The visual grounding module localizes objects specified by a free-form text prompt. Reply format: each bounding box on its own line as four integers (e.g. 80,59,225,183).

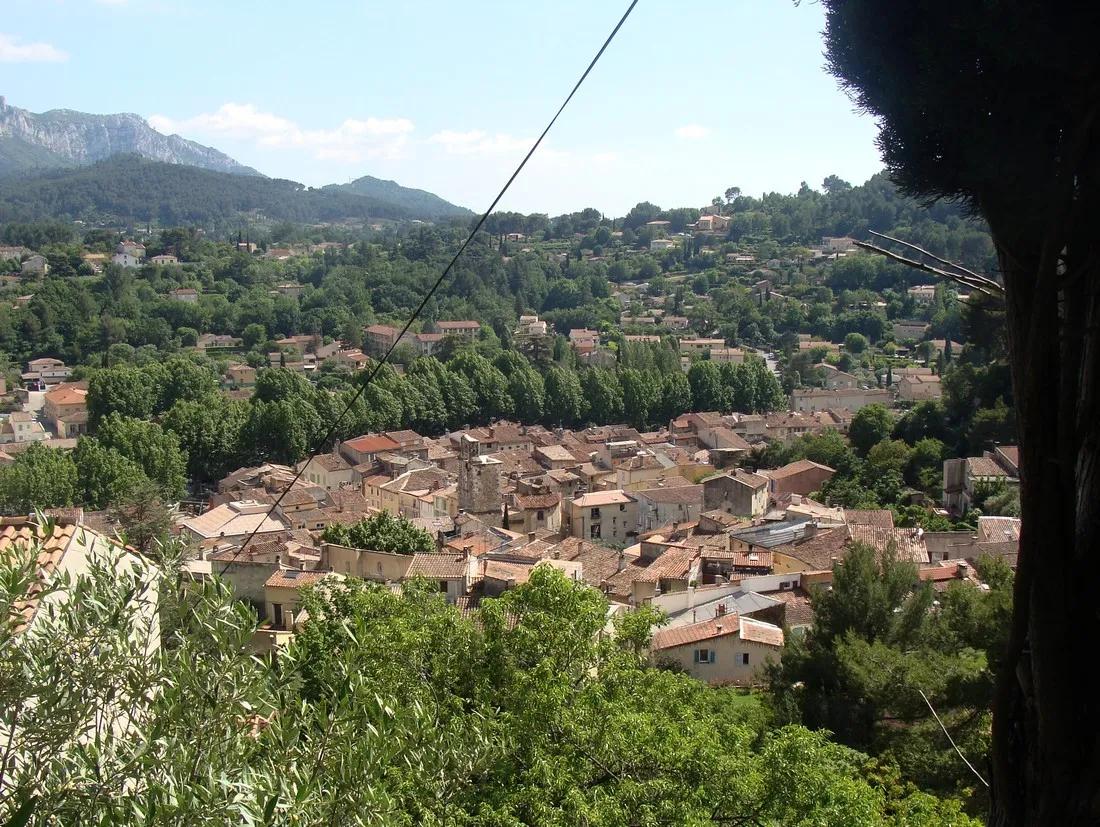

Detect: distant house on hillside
150,254,179,265
111,252,141,269
19,254,48,276
169,288,199,303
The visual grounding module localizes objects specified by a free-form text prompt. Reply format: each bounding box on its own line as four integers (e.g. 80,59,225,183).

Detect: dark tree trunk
987,155,1100,825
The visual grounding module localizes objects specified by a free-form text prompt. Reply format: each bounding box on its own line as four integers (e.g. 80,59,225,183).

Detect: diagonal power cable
226,0,640,567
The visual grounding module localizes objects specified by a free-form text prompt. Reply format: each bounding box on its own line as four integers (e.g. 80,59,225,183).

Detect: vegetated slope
0,155,418,225
0,101,261,177
330,174,473,219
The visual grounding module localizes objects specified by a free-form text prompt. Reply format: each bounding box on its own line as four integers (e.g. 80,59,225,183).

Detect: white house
111,253,141,269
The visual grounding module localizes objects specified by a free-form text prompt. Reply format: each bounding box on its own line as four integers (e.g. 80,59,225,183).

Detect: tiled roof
553,538,625,587
651,617,742,650
978,516,1021,543
634,545,698,582
0,520,79,629
777,527,850,570
636,484,703,505
738,616,785,647
768,589,815,627
968,456,1008,477
279,489,320,507
310,453,351,473
344,434,401,454
846,525,930,565
514,492,561,510
844,509,895,529
700,549,773,568
264,569,331,589
766,459,835,479
407,552,468,579
573,490,635,507
536,444,577,462
384,429,423,444
483,560,532,584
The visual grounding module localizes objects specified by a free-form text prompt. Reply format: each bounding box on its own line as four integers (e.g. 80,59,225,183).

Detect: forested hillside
330,174,473,219
0,155,431,226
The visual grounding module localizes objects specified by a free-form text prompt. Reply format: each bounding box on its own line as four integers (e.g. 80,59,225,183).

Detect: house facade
650,615,784,684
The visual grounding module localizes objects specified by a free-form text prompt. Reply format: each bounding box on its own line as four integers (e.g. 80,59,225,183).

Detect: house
117,240,145,258
223,364,257,388
568,328,599,355
111,253,141,269
650,615,783,684
333,348,369,371
0,411,47,444
892,320,930,341
510,491,563,535
264,569,341,630
23,357,71,388
296,452,355,490
823,369,859,391
635,484,704,532
181,500,288,544
0,246,27,262
694,213,730,232
435,320,481,340
759,459,835,499
364,324,412,354
646,219,671,233
169,287,199,303
515,315,548,336
649,238,676,252
942,447,1020,515
44,381,89,438
19,254,49,276
568,490,637,542
413,332,445,357
710,348,747,366
340,433,401,468
678,338,726,356
150,254,179,265
405,550,480,602
535,444,579,470
701,469,769,517
196,333,243,350
908,285,937,305
276,283,303,297
822,236,858,252
789,388,891,413
897,374,943,401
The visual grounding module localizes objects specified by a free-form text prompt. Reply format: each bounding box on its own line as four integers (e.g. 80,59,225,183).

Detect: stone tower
458,434,503,522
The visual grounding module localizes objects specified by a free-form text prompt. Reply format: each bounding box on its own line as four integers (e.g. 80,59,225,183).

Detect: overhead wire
222,0,640,572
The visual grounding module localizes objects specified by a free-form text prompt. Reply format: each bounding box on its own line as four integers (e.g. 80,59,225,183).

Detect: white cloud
674,124,711,139
0,33,68,63
148,103,415,162
429,129,533,157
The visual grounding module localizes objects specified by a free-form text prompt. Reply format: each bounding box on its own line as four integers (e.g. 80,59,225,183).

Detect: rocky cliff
0,97,262,177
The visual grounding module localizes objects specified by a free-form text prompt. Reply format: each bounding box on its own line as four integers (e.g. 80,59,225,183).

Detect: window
536,510,545,521
619,503,626,512
271,603,283,629
590,508,601,519
694,649,716,664
735,652,750,666
590,524,601,539
377,562,384,574
439,580,449,593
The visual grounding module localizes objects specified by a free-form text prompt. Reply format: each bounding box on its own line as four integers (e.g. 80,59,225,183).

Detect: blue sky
3,0,883,216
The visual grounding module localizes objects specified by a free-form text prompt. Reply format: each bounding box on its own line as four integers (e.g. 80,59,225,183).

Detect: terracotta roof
384,429,423,444
264,569,331,589
552,538,625,587
634,545,698,582
700,549,773,568
573,490,635,507
536,444,577,462
844,509,895,529
738,616,785,647
846,525,930,564
768,589,815,627
483,560,532,585
652,617,742,650
777,527,850,570
344,434,401,454
636,484,703,505
407,552,468,579
766,459,835,479
309,453,351,473
445,534,500,557
514,492,561,511
967,456,1008,477
997,446,1019,468
278,489,320,508
978,516,1021,543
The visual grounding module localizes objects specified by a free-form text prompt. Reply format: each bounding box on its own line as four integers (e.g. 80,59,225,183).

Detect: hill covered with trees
329,174,473,219
0,155,454,226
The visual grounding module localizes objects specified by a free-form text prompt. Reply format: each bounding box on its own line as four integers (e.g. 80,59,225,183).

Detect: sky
2,0,884,216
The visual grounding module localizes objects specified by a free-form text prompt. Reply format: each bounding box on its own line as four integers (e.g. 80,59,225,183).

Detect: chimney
300,559,307,571
463,544,473,560
618,550,627,572
673,521,681,533
715,622,723,633
803,521,818,539
957,560,970,578
527,531,536,543
328,565,335,573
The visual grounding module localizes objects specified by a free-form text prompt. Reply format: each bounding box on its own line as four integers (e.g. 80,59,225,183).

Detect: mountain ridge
0,98,262,177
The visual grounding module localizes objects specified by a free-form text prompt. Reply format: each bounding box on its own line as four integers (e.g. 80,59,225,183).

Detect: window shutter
694,650,700,664
708,650,716,664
